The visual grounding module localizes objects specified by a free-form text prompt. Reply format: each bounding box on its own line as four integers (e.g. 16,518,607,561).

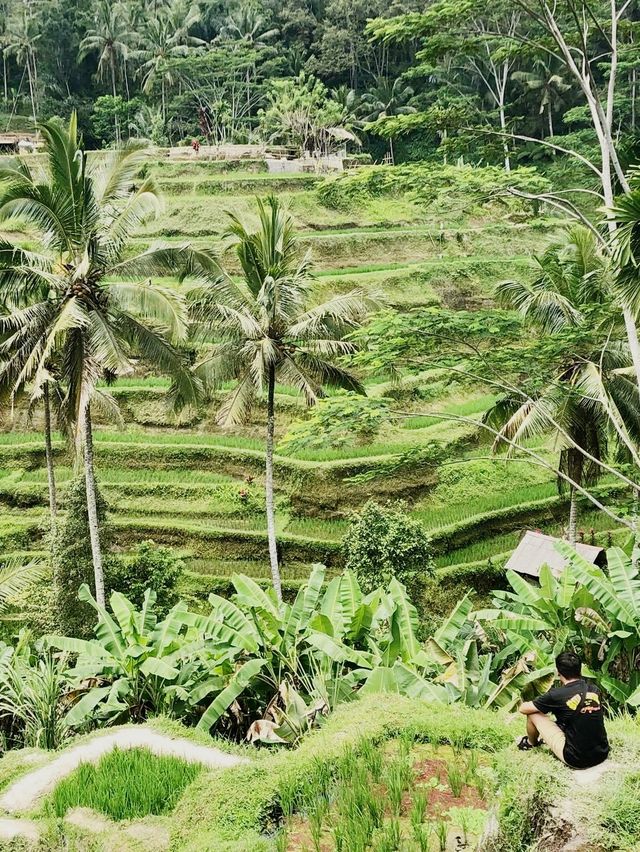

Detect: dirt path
0,727,248,814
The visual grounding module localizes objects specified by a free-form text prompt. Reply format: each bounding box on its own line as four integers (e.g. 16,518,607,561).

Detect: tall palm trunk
43,381,57,534
111,53,120,144
83,405,105,607
265,365,282,602
567,486,578,546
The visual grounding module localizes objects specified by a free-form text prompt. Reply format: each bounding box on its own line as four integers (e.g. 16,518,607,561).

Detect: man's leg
527,712,566,762
526,714,541,745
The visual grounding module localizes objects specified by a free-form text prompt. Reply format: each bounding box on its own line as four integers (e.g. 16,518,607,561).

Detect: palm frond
107,280,188,342
0,558,46,614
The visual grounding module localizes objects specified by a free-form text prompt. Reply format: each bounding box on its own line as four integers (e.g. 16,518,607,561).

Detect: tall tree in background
134,2,204,121
189,196,370,600
79,0,135,98
512,58,572,140
489,227,640,542
4,4,40,127
0,114,201,604
79,0,136,140
360,76,416,163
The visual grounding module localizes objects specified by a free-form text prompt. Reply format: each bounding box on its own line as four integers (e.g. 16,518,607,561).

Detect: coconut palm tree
79,0,137,130
133,2,204,122
512,59,572,140
488,227,640,543
4,6,40,126
218,6,278,47
189,196,370,600
0,113,202,605
360,77,416,164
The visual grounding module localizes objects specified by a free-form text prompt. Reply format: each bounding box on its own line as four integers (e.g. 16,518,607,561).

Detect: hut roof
504,530,605,578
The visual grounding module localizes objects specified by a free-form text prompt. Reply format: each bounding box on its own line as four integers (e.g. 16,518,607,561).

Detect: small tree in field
342,501,434,606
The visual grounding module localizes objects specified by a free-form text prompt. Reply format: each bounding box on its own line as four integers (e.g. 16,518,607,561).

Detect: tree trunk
389,135,395,165
547,102,554,141
633,487,640,570
111,56,120,144
83,405,106,607
43,382,57,534
567,486,578,547
265,365,282,602
499,103,510,172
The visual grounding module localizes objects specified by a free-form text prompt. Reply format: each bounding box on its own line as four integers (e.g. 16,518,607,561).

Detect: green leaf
433,593,473,649
359,666,401,695
196,659,265,732
232,574,280,619
284,564,326,642
388,578,419,660
140,657,179,680
64,686,112,727
205,594,260,652
45,635,112,659
506,570,543,606
306,631,372,667
392,662,450,703
77,584,126,660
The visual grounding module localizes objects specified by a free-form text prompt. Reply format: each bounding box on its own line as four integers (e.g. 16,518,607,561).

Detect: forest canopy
0,0,637,167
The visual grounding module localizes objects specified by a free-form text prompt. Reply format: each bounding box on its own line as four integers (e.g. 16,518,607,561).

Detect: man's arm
519,700,541,715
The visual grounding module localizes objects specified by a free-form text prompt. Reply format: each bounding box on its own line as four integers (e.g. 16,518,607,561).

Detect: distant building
0,132,38,154
505,530,606,579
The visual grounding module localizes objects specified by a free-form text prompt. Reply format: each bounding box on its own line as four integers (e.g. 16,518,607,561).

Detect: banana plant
474,544,640,707
46,584,261,730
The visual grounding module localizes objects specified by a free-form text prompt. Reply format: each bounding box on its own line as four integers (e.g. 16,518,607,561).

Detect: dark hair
556,651,581,679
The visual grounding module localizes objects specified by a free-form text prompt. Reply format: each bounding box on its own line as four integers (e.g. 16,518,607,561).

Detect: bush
342,501,433,604
317,162,551,212
110,540,183,615
51,476,111,637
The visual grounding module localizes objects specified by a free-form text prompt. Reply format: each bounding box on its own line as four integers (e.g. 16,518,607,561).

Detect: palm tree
218,6,278,47
79,0,136,139
0,114,202,605
189,197,370,600
360,77,416,164
4,7,40,127
133,3,204,122
218,6,278,110
488,227,640,543
512,59,572,140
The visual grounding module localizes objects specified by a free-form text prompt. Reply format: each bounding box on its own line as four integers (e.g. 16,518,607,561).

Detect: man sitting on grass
517,651,609,769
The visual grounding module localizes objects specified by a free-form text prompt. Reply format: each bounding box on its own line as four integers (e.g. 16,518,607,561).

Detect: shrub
51,476,112,638
110,540,183,615
46,747,203,820
317,163,551,211
342,501,434,604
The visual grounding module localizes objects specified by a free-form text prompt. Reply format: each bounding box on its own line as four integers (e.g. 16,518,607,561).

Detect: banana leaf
196,658,265,732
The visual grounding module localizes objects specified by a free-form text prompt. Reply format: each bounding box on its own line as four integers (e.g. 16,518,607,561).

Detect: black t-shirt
533,678,609,768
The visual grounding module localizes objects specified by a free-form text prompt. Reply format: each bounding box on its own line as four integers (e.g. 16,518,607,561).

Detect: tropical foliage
476,544,640,708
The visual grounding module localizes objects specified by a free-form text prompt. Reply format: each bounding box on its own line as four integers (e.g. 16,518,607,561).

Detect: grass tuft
46,747,203,821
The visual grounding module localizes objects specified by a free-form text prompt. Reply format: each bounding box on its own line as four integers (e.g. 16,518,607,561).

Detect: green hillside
1,155,620,617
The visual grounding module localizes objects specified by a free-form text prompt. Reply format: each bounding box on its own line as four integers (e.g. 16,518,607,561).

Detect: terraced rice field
0,156,622,601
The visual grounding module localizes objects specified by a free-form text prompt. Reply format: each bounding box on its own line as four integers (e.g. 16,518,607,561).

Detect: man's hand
518,701,540,715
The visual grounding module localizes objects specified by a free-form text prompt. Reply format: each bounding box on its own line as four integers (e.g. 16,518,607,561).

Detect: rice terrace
2,0,640,850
